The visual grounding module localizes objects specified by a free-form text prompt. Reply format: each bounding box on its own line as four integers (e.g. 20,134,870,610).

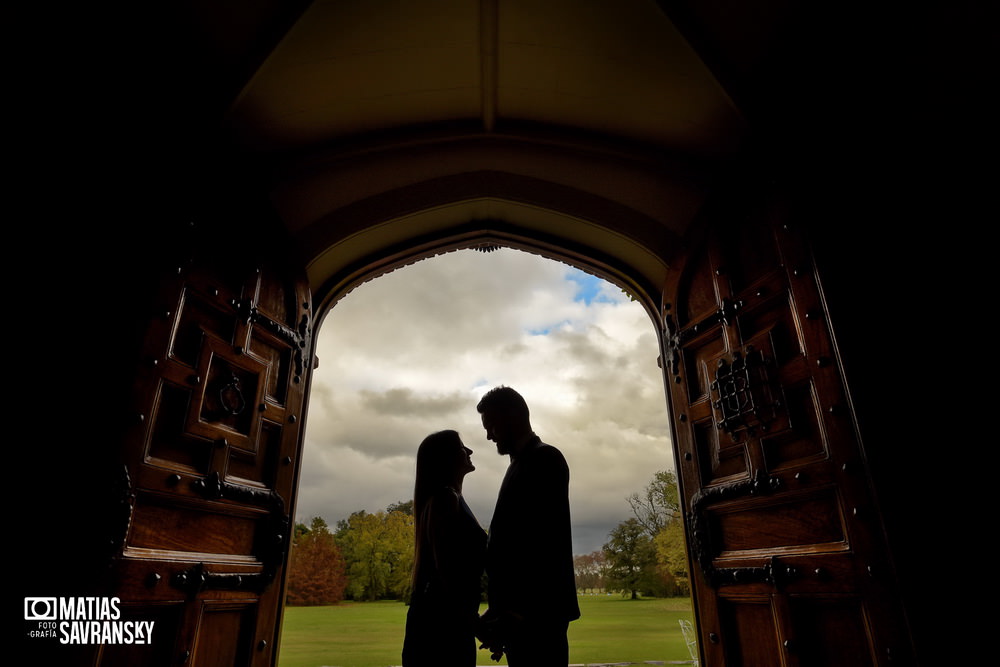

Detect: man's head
477,386,531,456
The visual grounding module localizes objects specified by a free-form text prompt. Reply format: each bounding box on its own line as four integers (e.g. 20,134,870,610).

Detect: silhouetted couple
402,386,581,667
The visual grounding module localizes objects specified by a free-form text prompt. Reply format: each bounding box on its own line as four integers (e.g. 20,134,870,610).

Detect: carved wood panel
104,219,313,667
663,190,911,666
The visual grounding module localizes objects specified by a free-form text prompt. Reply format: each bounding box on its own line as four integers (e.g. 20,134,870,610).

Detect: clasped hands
476,609,521,662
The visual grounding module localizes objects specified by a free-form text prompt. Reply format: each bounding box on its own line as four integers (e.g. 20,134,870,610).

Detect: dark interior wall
803,197,947,666
769,16,978,656
17,0,274,601
728,5,987,660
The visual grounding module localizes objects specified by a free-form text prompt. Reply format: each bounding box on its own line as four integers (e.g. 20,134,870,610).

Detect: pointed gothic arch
288,164,915,666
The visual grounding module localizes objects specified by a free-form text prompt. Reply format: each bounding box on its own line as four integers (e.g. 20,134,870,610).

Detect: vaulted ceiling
223,0,748,160
125,0,848,301
176,0,794,157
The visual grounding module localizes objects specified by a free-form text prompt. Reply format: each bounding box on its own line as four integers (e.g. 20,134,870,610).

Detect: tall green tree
337,509,414,601
601,470,691,598
285,516,348,606
625,469,690,597
602,518,657,599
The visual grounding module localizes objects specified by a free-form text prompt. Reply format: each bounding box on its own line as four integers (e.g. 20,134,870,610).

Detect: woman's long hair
411,430,463,585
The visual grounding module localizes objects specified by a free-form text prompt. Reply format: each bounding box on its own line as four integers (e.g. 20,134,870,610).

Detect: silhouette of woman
402,430,487,667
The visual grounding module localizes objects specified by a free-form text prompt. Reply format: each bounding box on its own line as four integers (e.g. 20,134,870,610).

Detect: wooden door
661,188,912,666
98,218,314,667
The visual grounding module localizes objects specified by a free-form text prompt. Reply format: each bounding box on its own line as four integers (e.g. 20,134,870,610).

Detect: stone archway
288,168,694,315
285,166,917,666
294,213,687,663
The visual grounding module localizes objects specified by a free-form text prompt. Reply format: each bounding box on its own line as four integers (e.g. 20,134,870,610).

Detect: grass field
277,595,697,667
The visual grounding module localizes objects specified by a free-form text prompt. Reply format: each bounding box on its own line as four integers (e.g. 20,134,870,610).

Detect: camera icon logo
24,598,58,621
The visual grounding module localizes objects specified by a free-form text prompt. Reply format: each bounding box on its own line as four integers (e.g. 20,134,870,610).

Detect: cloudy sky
295,247,674,555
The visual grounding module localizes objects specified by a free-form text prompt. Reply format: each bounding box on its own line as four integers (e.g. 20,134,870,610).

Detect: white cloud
296,248,674,553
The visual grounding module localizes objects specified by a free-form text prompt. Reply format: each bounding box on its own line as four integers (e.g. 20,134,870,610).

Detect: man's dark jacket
486,436,581,626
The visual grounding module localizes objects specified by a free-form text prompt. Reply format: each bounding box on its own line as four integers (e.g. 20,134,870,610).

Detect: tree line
284,472,688,605
285,501,415,605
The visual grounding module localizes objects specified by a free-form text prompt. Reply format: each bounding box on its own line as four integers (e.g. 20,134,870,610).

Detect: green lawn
277,595,697,667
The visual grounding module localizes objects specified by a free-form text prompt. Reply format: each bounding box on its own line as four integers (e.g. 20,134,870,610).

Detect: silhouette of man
476,386,580,666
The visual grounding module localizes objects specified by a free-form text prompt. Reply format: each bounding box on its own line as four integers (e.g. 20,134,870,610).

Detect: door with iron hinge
661,190,912,666
99,218,313,667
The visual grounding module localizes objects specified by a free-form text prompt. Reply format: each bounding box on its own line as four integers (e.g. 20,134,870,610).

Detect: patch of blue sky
527,320,573,336
524,270,617,335
566,267,616,305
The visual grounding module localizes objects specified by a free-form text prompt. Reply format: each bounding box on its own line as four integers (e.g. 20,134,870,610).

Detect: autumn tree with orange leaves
285,516,348,606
